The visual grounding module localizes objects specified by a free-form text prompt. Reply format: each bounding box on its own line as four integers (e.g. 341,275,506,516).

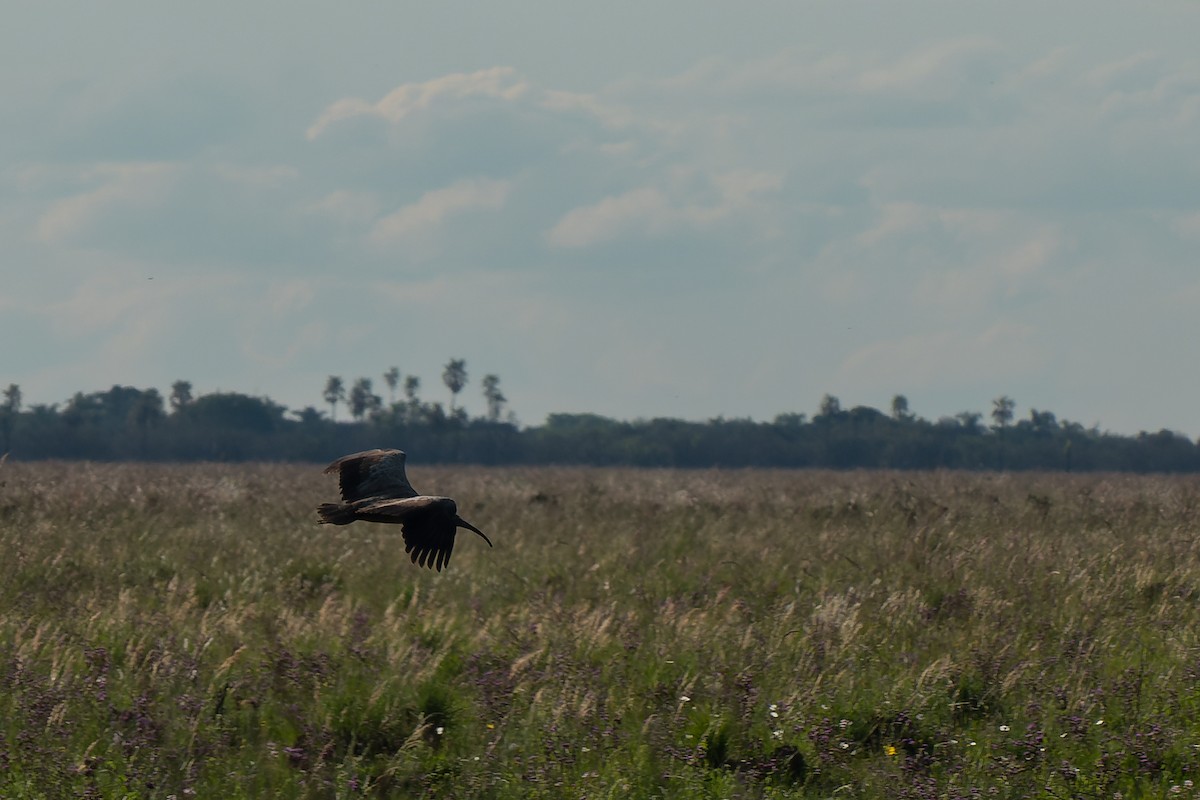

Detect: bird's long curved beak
455,515,493,547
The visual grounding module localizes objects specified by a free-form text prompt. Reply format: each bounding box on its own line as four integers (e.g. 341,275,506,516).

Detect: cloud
856,38,1002,94
306,67,529,140
8,29,1200,433
299,68,659,228
544,187,668,248
910,231,1061,315
8,258,238,402
26,159,328,268
1172,211,1200,240
18,49,1199,286
304,189,380,227
35,162,178,244
835,322,1048,391
545,169,781,248
636,37,1008,130
369,178,511,247
4,74,264,165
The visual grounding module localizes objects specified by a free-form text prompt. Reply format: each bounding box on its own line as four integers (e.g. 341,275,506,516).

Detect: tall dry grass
2,462,1200,798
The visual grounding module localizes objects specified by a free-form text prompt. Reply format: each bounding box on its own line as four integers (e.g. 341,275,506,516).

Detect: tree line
2,371,1199,472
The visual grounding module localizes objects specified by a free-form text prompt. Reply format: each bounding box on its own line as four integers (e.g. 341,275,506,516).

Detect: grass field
2,462,1200,798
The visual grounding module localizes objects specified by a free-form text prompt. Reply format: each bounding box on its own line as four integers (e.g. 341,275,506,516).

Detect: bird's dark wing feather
356,496,458,571
323,449,418,502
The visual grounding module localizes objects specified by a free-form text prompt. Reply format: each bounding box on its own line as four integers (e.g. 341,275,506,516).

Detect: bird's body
317,448,491,571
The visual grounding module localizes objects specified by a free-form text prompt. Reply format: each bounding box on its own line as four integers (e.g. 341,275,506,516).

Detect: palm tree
403,375,420,402
991,396,1015,430
481,374,506,421
323,376,346,421
348,378,381,421
169,380,193,414
442,359,468,413
383,367,400,405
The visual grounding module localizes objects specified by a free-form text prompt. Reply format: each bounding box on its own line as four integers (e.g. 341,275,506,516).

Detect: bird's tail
316,503,356,525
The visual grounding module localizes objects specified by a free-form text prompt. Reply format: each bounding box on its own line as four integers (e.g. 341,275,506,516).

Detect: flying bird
317,448,492,571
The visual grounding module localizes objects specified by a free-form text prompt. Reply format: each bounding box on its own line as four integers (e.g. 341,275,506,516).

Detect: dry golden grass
2,463,1200,798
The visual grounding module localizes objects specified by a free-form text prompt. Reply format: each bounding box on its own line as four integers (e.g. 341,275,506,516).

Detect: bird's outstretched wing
323,449,418,502
357,495,459,571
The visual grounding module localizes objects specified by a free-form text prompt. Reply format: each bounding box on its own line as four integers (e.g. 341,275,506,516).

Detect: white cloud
213,163,299,188
305,189,380,226
368,178,511,246
811,198,1066,318
7,11,1200,433
638,37,1004,116
39,261,232,337
912,226,1063,313
544,187,667,248
539,89,642,131
307,67,529,139
1087,52,1162,92
1172,210,1200,240
35,162,178,244
263,279,316,316
855,202,927,247
545,169,781,248
835,322,1047,391
856,37,1002,95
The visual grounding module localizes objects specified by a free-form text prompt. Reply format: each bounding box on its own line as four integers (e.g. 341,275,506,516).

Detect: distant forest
2,364,1199,472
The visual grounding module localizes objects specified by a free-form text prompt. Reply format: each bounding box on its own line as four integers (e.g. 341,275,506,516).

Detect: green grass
2,463,1200,798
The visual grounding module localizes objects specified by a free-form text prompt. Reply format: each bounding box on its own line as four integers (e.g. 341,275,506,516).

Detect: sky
3,1,1199,434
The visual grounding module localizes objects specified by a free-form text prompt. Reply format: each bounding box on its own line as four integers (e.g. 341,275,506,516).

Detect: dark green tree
293,406,324,425
399,375,423,424
403,375,420,402
169,380,193,414
991,396,1015,430
62,391,102,429
817,394,842,419
956,411,984,434
348,378,381,421
323,376,345,422
99,386,145,424
891,394,911,421
383,367,400,405
128,389,164,454
183,392,285,432
481,374,506,421
1028,409,1058,436
1,384,21,453
442,359,468,413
